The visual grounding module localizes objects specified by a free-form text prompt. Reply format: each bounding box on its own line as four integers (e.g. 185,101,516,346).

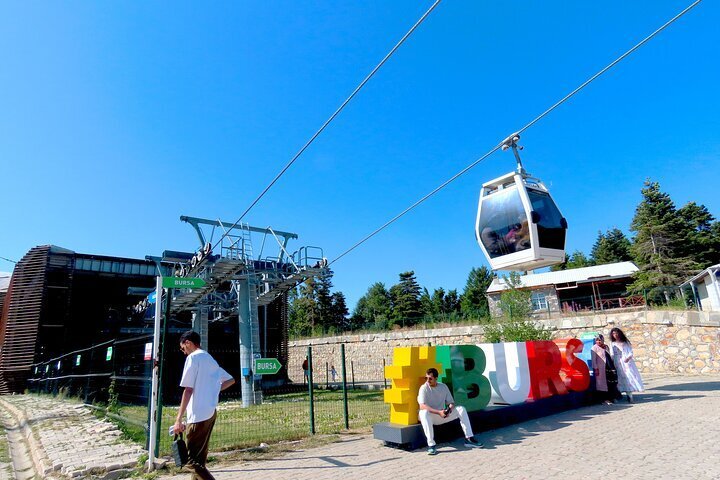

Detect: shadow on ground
650,381,720,392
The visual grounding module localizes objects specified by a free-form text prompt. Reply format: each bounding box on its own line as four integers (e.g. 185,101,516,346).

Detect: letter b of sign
437,345,491,412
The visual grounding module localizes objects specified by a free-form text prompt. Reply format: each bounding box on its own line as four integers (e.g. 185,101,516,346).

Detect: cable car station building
0,216,327,406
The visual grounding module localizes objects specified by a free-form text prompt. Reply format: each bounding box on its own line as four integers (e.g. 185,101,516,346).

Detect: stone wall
287,310,720,383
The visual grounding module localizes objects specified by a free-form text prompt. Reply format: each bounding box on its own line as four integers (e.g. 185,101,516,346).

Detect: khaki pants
184,411,217,480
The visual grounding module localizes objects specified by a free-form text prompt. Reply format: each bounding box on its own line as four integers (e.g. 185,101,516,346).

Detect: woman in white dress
609,327,644,403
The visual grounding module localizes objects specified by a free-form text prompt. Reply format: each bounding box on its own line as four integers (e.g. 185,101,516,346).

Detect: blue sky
1,1,718,309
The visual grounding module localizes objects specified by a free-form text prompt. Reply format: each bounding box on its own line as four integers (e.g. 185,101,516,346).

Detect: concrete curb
0,397,54,478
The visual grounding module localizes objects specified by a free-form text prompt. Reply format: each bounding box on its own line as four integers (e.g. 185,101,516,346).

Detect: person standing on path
302,356,309,385
591,334,619,404
330,364,337,383
418,368,483,455
173,331,235,480
609,327,644,403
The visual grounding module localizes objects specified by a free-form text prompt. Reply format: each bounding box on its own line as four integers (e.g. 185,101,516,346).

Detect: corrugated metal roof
487,261,638,293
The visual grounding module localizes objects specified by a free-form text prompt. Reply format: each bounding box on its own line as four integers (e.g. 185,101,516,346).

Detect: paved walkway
161,375,720,480
0,395,143,478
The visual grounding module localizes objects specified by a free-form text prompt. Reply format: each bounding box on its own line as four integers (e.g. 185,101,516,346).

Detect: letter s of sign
525,340,569,400
436,345,491,412
553,338,590,392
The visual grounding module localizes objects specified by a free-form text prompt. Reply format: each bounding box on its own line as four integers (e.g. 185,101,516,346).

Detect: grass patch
0,425,9,464
116,388,387,455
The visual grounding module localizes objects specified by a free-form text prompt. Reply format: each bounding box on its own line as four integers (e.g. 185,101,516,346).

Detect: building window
531,292,548,311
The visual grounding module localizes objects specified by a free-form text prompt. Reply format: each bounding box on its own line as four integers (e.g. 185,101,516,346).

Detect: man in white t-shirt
173,331,235,479
418,368,483,455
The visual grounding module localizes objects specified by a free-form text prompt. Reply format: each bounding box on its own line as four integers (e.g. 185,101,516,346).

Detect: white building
680,264,720,312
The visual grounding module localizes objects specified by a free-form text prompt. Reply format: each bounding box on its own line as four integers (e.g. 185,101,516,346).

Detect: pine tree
431,287,446,316
315,273,334,331
677,202,720,267
629,180,700,294
591,228,633,265
390,271,423,326
444,289,461,318
329,292,350,331
420,287,433,319
551,250,593,270
460,266,493,320
550,253,570,271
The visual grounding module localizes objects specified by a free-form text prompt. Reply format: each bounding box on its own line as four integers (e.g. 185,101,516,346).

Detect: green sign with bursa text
162,277,207,289
254,358,282,375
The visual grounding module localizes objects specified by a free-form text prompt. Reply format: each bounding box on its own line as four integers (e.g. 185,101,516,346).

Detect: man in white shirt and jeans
418,367,483,455
173,331,235,479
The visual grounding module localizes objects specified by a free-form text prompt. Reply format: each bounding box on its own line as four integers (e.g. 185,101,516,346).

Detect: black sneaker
464,437,483,448
427,446,438,455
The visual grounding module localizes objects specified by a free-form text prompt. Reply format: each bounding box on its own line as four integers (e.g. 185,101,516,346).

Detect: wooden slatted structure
0,246,51,393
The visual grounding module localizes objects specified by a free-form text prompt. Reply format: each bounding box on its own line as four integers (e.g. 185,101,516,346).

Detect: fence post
85,345,95,404
325,362,329,389
382,358,387,390
351,360,355,390
307,346,315,435
154,288,172,458
341,344,349,430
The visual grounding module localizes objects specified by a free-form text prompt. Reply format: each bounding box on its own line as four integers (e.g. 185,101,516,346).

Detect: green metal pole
382,358,387,390
325,362,329,390
341,344,349,430
307,346,315,435
154,288,172,457
351,360,355,390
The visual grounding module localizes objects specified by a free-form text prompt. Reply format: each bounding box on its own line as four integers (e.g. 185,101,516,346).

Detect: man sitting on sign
418,368,483,455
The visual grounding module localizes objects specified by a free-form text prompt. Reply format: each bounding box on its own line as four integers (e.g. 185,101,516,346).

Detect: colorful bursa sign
384,339,591,425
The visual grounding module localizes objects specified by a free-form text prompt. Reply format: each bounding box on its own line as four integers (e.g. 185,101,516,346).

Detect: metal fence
27,334,154,445
28,338,390,456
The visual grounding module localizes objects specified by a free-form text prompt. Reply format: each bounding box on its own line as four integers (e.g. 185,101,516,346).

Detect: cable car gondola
475,134,567,271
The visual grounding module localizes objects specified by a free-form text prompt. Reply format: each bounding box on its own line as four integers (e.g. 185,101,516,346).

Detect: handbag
171,433,189,467
605,352,618,385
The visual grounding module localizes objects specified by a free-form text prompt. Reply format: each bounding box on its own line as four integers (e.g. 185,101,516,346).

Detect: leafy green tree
390,271,423,326
484,272,550,342
497,271,532,321
351,282,392,330
629,180,700,295
288,279,319,337
591,228,633,265
460,266,493,320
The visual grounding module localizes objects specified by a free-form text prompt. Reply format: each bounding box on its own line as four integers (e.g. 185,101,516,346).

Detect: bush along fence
27,339,389,456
